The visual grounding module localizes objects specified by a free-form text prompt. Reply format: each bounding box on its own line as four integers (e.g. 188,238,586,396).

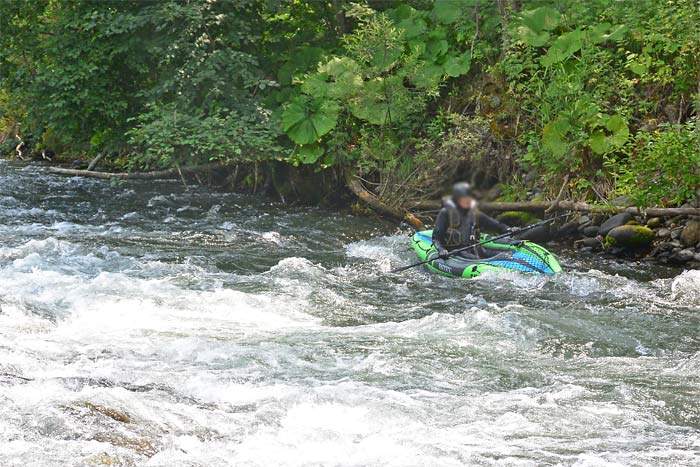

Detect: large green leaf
318,57,362,99
370,43,403,71
542,29,585,65
606,115,629,148
277,47,326,85
542,117,570,157
426,38,449,61
588,130,608,154
517,6,561,47
431,0,465,25
282,96,339,144
443,51,471,77
301,72,330,97
588,115,629,154
520,7,561,32
348,76,412,125
411,63,444,89
517,27,550,47
397,15,427,39
296,144,324,164
589,23,628,44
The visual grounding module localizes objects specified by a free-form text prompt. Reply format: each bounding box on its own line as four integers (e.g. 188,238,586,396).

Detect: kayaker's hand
507,227,520,236
438,248,450,260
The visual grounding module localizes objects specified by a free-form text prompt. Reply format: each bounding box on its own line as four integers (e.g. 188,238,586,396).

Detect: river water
0,160,699,467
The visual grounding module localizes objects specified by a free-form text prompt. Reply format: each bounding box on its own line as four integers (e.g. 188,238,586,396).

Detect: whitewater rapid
1,160,699,466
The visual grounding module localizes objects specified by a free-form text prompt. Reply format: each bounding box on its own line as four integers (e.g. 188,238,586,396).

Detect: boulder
599,212,634,237
518,224,552,243
582,237,602,249
670,248,695,264
557,221,580,238
656,228,671,239
680,220,700,247
604,225,654,249
582,225,600,238
646,217,663,228
496,211,540,227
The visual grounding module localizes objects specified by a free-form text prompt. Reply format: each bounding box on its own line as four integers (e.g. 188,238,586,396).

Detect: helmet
452,182,472,199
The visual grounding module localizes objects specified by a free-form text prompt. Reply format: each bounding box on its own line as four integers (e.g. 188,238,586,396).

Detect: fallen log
345,174,426,231
46,161,228,180
407,199,699,218
86,151,108,171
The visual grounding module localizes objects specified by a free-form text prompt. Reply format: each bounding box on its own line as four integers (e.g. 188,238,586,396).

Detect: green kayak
411,230,562,279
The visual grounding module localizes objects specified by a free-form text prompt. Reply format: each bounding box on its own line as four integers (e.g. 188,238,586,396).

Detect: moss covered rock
599,212,633,237
496,211,540,227
605,225,654,249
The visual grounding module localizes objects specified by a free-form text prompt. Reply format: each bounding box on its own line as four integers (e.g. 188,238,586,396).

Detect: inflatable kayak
411,230,561,278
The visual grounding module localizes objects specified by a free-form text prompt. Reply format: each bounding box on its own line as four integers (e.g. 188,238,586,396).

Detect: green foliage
280,2,480,165
607,121,700,207
126,103,280,169
282,96,340,145
1,0,699,210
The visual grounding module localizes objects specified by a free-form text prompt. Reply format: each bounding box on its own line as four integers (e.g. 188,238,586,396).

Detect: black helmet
452,182,472,199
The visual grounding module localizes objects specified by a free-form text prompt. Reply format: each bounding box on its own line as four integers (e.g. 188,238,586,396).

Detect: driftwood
345,174,426,230
47,161,228,180
87,151,108,171
408,199,699,218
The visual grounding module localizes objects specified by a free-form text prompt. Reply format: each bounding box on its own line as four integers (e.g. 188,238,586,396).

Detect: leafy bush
127,104,280,169
607,121,700,207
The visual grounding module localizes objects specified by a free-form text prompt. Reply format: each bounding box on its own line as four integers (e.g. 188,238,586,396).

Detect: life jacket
442,198,480,248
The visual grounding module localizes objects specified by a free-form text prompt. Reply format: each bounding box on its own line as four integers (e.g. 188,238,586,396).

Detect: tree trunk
332,0,346,36
497,0,509,32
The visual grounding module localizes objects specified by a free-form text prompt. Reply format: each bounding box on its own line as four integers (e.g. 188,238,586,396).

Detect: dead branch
346,172,426,230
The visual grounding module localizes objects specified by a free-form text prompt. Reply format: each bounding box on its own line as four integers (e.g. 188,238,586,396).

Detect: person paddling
432,182,512,260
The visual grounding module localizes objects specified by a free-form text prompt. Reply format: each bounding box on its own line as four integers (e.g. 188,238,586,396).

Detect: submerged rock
680,220,700,247
605,225,654,249
599,212,633,237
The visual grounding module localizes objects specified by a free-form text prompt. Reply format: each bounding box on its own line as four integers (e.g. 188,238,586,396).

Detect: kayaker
432,182,511,260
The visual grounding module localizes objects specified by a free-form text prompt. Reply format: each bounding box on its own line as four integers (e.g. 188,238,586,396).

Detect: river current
1,160,699,466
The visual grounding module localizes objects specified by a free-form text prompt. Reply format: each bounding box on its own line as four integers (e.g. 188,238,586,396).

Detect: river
1,159,699,466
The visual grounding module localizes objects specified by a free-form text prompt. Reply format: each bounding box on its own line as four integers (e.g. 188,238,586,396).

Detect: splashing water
1,160,699,466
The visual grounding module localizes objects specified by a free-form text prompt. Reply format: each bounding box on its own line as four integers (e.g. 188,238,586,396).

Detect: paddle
390,213,569,274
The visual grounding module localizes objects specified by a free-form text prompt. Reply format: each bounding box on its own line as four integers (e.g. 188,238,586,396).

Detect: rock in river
646,217,663,228
680,220,700,247
605,225,654,249
582,225,599,238
599,212,633,237
670,248,695,264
